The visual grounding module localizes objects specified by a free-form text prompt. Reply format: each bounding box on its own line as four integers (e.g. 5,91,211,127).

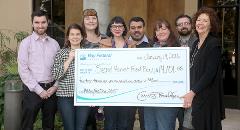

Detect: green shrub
0,30,28,128
0,30,63,129
0,76,5,129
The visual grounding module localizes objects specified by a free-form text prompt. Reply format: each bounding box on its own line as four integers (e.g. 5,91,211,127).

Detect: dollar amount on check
74,47,190,107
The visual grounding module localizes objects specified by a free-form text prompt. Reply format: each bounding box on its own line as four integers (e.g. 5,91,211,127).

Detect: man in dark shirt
175,14,197,50
127,16,152,130
175,14,197,130
128,17,152,48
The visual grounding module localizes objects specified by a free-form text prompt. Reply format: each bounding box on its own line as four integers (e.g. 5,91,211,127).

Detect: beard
35,28,47,35
178,28,191,36
130,32,144,41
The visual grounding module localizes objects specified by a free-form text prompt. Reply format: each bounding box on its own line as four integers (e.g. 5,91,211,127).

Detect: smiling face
195,13,211,36
32,16,48,36
83,15,98,31
68,28,83,48
129,21,145,41
110,23,125,37
176,17,192,36
155,24,170,42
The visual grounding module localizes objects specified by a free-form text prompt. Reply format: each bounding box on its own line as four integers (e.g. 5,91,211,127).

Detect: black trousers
177,108,184,130
127,107,145,130
104,106,130,130
86,107,98,130
21,83,57,130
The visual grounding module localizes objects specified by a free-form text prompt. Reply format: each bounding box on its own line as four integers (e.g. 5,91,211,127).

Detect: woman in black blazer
182,7,225,130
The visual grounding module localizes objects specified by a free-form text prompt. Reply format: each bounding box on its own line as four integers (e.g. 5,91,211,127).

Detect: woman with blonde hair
81,8,110,130
81,8,110,49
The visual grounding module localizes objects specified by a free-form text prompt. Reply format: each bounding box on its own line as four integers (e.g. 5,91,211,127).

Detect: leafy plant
0,30,29,76
0,76,6,129
0,30,64,129
34,111,63,130
0,32,10,46
0,30,29,129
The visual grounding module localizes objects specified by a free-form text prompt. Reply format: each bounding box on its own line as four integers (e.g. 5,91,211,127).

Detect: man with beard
175,14,197,50
127,16,152,130
175,14,197,130
18,10,60,130
128,16,153,48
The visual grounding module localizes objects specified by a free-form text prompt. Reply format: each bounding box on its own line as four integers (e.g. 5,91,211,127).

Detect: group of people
18,7,225,130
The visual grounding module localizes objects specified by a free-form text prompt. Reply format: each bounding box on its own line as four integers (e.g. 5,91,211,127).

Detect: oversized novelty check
74,48,189,107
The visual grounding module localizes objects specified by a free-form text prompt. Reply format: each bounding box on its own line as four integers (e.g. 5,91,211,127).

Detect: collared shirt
178,33,197,51
18,31,60,95
52,48,75,97
129,35,149,45
129,35,152,48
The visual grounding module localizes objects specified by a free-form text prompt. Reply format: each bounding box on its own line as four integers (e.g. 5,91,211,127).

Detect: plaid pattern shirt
52,48,75,97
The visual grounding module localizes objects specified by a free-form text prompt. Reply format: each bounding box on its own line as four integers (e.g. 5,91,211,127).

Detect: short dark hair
106,16,128,37
175,14,192,26
65,23,86,48
128,16,145,27
31,10,49,22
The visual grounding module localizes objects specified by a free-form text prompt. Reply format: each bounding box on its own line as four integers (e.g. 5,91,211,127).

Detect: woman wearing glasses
104,16,130,130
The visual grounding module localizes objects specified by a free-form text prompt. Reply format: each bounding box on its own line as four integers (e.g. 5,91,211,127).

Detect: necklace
190,44,199,68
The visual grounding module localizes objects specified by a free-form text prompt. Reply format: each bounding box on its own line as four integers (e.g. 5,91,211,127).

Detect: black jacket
190,33,225,130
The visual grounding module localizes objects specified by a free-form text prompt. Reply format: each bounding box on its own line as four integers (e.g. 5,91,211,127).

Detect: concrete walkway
133,108,240,130
222,109,240,130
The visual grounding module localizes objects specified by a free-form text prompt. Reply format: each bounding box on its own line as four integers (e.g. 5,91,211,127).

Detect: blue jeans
104,106,130,130
144,107,180,130
58,97,89,130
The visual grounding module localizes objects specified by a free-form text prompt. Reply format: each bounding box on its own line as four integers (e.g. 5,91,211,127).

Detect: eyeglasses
177,22,191,27
83,9,97,16
111,25,124,29
156,26,168,31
